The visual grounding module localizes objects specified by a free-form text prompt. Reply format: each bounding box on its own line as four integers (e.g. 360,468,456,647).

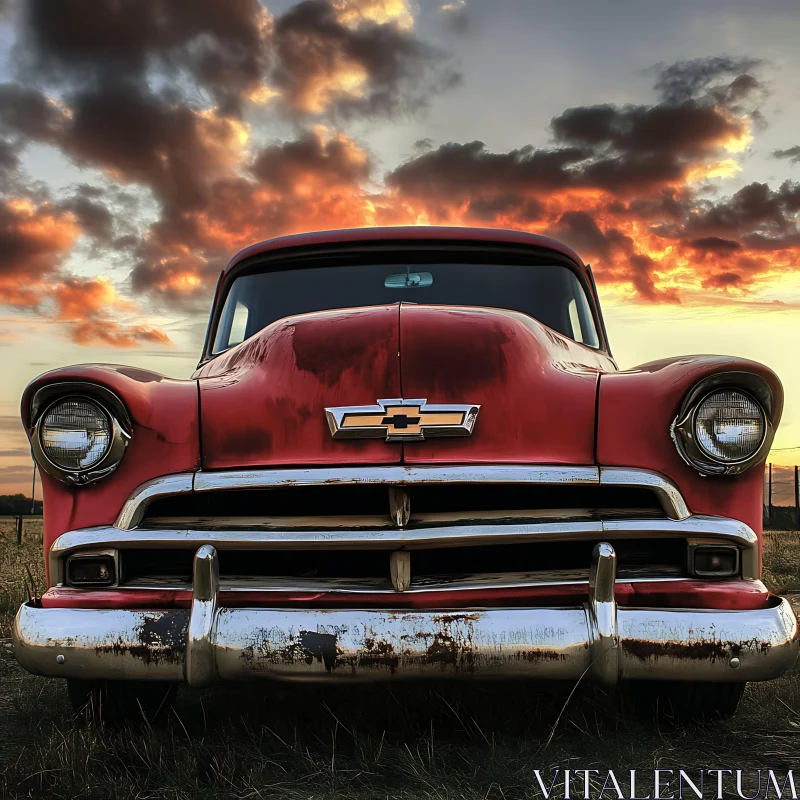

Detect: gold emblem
325,399,480,442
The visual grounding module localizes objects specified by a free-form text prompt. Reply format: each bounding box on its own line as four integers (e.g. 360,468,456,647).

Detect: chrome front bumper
13,543,799,685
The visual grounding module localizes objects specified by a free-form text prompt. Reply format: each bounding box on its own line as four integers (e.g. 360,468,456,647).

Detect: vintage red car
13,226,799,723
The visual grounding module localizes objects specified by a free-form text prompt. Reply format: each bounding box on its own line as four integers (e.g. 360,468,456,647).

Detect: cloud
19,0,273,112
51,276,172,347
651,56,764,105
378,58,800,303
773,146,800,164
252,127,372,191
0,198,79,287
131,127,376,305
0,4,797,320
271,0,458,116
0,464,37,487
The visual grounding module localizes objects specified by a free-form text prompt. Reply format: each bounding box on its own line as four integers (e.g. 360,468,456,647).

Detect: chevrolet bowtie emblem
325,399,480,442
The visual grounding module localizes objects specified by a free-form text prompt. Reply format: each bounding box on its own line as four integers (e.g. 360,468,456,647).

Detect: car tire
67,679,177,725
633,681,746,721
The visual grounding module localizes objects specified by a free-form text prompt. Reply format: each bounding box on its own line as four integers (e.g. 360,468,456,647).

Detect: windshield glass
212,262,599,354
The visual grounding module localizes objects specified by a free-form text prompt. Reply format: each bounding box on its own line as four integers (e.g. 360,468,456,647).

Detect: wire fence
764,463,800,530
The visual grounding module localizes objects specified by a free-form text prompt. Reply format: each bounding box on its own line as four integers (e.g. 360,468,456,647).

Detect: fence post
15,514,22,545
768,463,773,522
795,465,799,531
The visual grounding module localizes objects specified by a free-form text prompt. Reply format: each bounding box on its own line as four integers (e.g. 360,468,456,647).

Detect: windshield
212,262,599,354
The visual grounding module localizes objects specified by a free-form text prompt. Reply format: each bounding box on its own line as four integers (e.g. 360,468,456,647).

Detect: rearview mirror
384,270,433,289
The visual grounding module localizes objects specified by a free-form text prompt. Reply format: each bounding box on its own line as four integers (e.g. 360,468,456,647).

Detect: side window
228,302,249,347
567,298,584,343
212,289,251,354
564,272,599,348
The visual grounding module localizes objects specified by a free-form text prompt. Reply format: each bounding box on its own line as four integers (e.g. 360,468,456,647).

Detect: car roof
222,226,587,275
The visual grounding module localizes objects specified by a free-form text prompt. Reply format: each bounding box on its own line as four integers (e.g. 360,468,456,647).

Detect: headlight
672,374,775,476
32,393,130,485
41,398,112,470
694,390,765,462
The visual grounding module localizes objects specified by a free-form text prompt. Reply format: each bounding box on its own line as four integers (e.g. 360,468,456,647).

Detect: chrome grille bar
114,465,690,531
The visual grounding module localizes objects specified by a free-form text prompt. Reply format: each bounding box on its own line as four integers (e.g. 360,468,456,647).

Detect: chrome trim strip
115,465,693,531
193,465,599,491
49,515,759,587
115,473,195,530
599,467,689,520
119,574,688,594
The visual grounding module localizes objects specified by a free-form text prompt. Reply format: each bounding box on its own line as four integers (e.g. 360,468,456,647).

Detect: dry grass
762,530,800,594
0,523,798,800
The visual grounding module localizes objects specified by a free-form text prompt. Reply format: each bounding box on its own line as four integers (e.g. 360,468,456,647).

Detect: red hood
197,304,615,468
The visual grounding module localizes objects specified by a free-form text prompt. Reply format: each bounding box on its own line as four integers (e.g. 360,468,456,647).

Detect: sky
0,0,799,497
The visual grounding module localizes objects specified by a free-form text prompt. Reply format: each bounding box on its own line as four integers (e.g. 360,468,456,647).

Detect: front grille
142,483,664,531
118,537,687,592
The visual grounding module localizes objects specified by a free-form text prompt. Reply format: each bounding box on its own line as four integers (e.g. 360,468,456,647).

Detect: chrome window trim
51,514,758,587
114,465,691,531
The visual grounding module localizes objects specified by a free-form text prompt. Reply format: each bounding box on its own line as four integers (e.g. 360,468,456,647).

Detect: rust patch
431,613,482,625
515,649,568,663
622,637,771,663
93,611,188,666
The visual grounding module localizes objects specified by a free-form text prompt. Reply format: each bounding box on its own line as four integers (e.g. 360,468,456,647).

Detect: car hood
197,303,614,469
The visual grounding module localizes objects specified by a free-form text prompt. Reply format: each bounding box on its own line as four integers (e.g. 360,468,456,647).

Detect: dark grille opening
409,484,660,516
146,484,391,519
119,537,686,586
413,538,685,577
141,483,664,529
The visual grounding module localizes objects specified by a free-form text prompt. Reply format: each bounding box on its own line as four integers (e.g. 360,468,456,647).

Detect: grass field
0,521,798,799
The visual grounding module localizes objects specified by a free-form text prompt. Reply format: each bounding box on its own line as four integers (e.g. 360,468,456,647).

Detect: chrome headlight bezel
31,389,131,485
671,372,775,476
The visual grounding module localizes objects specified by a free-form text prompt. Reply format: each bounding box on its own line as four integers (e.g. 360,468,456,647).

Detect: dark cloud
252,128,372,191
554,211,633,261
679,181,800,241
772,146,800,164
652,56,763,104
0,199,77,282
386,140,586,201
272,0,459,116
702,271,743,289
689,237,742,253
549,102,747,195
58,187,114,242
0,83,66,141
20,0,271,112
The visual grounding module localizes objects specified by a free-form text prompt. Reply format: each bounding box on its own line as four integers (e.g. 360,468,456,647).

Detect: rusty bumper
13,544,799,685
